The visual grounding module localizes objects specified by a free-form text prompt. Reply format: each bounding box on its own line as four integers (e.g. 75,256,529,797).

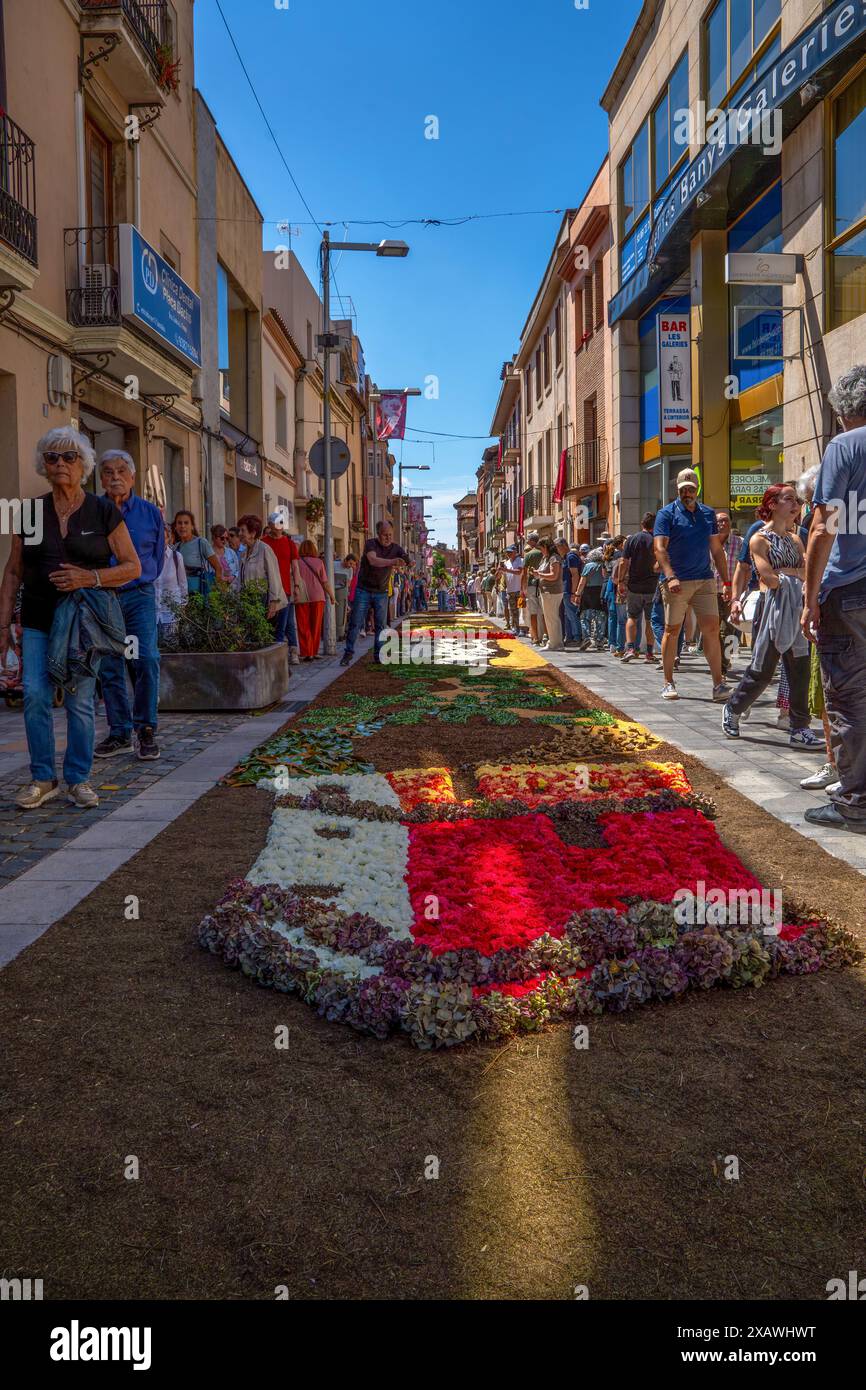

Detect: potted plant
158,582,290,711
305,495,324,529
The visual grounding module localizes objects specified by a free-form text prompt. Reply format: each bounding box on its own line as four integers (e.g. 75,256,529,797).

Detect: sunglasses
43,451,80,465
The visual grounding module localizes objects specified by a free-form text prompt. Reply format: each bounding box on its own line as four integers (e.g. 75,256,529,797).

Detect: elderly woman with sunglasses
0,427,141,810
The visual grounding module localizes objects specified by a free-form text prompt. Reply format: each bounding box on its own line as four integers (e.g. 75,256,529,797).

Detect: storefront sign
726,252,800,285
610,0,866,325
119,225,201,368
731,471,772,496
657,314,692,445
235,452,262,486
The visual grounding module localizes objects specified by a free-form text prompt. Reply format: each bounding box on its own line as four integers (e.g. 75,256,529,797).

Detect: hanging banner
657,312,692,445
406,497,424,528
552,447,568,503
517,491,525,537
376,392,408,441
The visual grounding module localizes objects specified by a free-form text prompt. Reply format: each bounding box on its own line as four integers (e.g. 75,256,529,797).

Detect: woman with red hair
722,484,823,749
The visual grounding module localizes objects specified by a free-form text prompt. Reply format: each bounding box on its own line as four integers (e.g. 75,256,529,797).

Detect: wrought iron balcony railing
64,226,121,327
520,484,554,518
567,439,609,490
79,0,170,68
0,114,38,266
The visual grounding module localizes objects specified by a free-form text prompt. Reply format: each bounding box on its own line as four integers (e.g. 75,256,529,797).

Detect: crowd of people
456,365,866,838
0,429,425,813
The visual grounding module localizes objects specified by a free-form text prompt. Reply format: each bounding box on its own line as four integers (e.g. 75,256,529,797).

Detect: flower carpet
201,615,861,1046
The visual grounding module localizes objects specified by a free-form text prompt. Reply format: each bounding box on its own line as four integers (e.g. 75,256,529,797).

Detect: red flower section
473,969,592,999
385,767,457,811
476,761,691,806
407,808,763,956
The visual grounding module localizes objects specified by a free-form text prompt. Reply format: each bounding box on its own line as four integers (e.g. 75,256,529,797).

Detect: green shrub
160,581,275,653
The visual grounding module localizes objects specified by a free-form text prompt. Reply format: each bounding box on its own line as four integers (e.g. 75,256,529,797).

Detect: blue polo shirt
654,498,718,581
813,423,866,600
561,551,581,595
107,491,166,589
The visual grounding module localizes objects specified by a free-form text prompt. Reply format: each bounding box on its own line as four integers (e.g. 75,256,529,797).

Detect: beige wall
0,0,201,555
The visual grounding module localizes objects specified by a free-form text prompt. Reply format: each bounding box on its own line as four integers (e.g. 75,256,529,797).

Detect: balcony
520,484,555,526
567,439,609,491
0,114,38,290
79,0,171,104
64,225,196,395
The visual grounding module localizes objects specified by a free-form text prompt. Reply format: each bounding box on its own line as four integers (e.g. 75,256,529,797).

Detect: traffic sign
309,436,351,480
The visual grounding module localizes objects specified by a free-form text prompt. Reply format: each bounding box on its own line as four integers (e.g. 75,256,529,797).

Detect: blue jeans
23,627,97,786
99,583,160,738
344,587,390,662
581,608,607,644
272,602,298,650
561,595,583,642
437,591,447,612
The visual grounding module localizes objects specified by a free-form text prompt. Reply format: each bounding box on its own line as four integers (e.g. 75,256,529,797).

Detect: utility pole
321,231,336,655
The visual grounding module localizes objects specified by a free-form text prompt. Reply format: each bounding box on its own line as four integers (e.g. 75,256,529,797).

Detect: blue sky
194,0,644,543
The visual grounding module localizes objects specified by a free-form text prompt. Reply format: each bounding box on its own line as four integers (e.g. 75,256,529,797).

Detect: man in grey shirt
802,365,866,833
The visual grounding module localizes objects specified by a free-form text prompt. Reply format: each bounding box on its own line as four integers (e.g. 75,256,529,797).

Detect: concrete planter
158,643,289,712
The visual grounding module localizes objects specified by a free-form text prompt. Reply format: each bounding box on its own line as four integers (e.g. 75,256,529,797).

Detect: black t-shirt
357,538,409,593
623,530,657,595
20,492,123,632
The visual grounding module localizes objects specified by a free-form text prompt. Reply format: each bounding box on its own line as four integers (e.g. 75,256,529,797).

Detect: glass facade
830,66,866,328
729,406,783,522
728,182,782,393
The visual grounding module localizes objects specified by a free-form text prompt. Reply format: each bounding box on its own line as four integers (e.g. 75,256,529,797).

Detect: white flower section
255,771,401,806
250,810,413,937
273,924,383,981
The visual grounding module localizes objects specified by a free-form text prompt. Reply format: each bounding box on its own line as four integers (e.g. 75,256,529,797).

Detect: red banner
517,491,525,536
553,448,568,504
376,392,408,441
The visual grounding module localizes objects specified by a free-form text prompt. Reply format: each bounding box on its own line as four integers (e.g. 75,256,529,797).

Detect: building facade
0,0,202,560
603,0,866,534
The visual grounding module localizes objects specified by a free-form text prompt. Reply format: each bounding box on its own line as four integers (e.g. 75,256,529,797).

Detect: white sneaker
801,762,836,790
825,780,842,796
661,682,679,700
789,728,824,751
16,779,59,811
67,782,99,809
289,647,300,666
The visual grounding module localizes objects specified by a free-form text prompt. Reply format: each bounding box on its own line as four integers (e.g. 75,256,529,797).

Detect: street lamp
320,230,410,654
398,462,430,547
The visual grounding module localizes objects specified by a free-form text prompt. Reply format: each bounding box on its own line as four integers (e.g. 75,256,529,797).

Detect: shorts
526,588,544,620
660,577,718,627
626,589,655,621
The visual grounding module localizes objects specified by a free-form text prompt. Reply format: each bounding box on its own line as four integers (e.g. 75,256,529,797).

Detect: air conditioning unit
47,354,72,406
80,263,117,324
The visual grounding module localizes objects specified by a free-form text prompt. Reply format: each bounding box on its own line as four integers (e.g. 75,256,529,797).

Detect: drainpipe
133,137,142,228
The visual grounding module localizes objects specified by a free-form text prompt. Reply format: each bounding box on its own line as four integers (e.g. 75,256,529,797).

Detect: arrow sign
657,312,692,446
664,424,689,436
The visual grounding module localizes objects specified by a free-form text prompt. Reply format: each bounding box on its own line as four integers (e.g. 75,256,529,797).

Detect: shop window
729,406,783,522
829,66,866,328
729,181,782,391
703,0,781,110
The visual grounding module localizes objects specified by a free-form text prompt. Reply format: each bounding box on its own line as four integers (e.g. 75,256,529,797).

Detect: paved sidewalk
0,643,363,968
497,622,866,876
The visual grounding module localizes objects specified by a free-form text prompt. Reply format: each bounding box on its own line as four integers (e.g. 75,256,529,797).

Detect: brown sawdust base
0,650,864,1300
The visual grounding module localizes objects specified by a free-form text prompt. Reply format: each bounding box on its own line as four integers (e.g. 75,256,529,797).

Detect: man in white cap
653,468,731,701
496,544,523,631
264,508,300,664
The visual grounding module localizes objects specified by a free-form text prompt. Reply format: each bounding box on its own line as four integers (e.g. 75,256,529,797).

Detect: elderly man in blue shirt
653,467,732,703
95,450,165,761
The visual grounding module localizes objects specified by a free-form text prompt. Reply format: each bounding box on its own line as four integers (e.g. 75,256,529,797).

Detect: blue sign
620,214,651,284
734,307,783,361
119,224,202,368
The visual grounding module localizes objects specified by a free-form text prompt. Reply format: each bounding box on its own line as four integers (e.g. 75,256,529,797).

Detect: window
584,270,594,340
620,52,688,282
542,331,551,390
535,348,542,403
729,406,783,522
729,181,782,390
160,234,180,272
829,66,866,328
554,303,563,369
525,364,533,416
275,383,288,451
575,287,584,350
704,0,781,110
85,119,113,231
594,262,604,327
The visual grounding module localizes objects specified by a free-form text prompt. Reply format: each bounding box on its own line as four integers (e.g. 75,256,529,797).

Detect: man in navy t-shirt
653,468,731,702
803,366,866,834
